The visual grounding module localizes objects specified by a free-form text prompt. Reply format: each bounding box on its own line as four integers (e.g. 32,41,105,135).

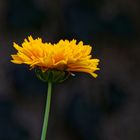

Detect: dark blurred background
0,0,140,140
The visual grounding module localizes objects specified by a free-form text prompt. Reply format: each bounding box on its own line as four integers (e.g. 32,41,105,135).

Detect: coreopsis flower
11,36,100,140
11,36,99,82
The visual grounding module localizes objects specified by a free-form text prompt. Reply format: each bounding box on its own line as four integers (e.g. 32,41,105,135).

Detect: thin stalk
41,82,52,140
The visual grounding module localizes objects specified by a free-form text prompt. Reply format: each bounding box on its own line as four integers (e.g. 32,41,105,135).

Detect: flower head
11,36,99,78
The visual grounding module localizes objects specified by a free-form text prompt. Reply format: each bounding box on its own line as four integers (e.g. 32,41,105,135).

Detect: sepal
35,69,70,83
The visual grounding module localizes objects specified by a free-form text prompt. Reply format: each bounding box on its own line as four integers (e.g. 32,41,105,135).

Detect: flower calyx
35,69,71,83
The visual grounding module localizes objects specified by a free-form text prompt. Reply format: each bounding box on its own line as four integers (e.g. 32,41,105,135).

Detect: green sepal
35,69,70,83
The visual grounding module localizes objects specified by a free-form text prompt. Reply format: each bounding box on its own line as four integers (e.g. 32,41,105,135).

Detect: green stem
41,82,52,140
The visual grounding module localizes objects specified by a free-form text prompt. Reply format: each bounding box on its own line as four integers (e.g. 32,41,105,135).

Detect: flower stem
41,82,52,140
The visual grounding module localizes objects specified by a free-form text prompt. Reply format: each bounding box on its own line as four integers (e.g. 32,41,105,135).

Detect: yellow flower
11,36,99,77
